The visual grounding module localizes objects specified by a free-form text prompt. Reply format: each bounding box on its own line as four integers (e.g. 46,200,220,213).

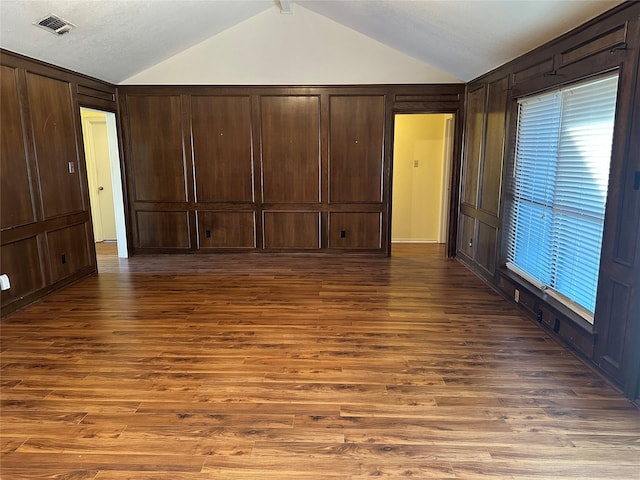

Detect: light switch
68,162,75,173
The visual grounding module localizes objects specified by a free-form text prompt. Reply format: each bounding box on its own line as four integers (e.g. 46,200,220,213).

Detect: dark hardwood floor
1,243,638,479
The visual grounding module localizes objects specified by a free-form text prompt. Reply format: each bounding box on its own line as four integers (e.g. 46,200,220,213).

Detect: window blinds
506,73,619,321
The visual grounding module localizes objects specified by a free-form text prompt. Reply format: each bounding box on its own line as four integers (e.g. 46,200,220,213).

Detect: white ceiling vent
34,14,76,35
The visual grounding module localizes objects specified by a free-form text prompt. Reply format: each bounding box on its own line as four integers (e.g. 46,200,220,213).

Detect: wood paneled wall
457,3,640,399
118,85,464,255
0,51,118,316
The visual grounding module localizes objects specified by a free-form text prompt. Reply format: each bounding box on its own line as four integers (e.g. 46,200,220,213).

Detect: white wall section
122,5,460,85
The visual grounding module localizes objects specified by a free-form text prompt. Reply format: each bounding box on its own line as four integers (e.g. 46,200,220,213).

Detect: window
505,73,619,323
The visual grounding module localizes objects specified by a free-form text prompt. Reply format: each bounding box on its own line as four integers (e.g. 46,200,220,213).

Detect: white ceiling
0,0,624,84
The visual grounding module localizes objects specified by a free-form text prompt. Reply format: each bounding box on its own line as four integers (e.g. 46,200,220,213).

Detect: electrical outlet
61,253,66,265
514,289,520,303
0,274,10,291
68,162,75,173
340,230,346,238
205,229,211,238
413,160,419,168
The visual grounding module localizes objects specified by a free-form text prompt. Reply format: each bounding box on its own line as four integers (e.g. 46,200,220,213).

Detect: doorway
391,113,454,253
80,108,128,259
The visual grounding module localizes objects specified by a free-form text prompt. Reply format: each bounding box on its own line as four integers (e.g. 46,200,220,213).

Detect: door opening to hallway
80,107,128,260
391,113,454,255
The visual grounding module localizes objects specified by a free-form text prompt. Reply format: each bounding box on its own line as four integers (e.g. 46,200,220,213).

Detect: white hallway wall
122,4,461,85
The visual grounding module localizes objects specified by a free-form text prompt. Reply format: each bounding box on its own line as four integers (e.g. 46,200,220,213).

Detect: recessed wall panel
192,96,253,202
329,96,385,203
261,96,320,203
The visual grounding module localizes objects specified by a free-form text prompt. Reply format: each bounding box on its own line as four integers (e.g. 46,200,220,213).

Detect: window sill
497,266,595,335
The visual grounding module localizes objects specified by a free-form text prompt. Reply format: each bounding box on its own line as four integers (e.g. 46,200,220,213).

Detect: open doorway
391,113,454,255
80,108,128,259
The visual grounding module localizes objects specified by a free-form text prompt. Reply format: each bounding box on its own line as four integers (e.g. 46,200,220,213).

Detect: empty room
1,1,639,478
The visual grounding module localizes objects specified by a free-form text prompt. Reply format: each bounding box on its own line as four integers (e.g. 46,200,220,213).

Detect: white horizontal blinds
506,92,561,286
551,74,618,313
506,72,618,322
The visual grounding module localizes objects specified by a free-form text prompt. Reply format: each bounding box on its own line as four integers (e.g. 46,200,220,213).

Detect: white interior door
82,112,117,242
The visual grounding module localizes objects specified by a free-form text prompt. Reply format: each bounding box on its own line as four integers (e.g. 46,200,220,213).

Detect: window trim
502,71,619,324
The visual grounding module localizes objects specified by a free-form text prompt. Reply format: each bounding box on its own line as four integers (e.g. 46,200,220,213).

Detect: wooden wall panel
198,211,255,248
263,211,320,249
458,214,475,259
329,212,381,249
192,96,253,202
1,65,35,229
26,73,84,219
1,50,114,317
260,96,320,203
460,87,484,207
595,278,631,384
478,77,508,216
458,3,640,398
136,211,190,249
329,96,384,203
476,221,497,274
126,95,186,202
0,236,44,308
46,223,91,283
119,85,464,254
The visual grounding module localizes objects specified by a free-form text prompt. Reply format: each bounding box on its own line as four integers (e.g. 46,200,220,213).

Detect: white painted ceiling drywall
0,0,624,84
122,4,460,85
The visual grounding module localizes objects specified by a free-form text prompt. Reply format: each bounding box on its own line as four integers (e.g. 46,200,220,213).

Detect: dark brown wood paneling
136,211,190,249
460,87,485,207
126,95,186,202
260,96,320,203
0,236,44,308
26,72,83,219
198,211,255,248
192,96,253,202
1,65,35,229
263,211,320,249
461,3,640,398
512,59,554,85
46,223,91,283
476,221,497,274
458,214,475,259
329,96,384,203
329,212,381,249
478,76,508,216
559,24,627,67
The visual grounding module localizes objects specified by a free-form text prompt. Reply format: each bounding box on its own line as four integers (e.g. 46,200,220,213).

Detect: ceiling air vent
34,14,76,35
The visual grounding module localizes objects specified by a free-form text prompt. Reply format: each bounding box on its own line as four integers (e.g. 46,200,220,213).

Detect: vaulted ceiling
0,0,623,84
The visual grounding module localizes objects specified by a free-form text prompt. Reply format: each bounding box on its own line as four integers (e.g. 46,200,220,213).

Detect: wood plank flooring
1,243,638,479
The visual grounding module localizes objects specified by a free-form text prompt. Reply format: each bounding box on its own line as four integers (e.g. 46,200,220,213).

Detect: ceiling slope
300,0,624,81
122,4,461,85
0,0,272,83
0,0,624,84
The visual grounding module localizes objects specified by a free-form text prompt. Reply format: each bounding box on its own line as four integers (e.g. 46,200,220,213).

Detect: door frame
79,107,128,258
387,108,462,258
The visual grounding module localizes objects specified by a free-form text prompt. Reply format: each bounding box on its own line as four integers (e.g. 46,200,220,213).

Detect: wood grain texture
191,95,254,203
1,243,637,479
26,72,84,219
329,96,385,203
0,65,34,229
260,96,321,203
